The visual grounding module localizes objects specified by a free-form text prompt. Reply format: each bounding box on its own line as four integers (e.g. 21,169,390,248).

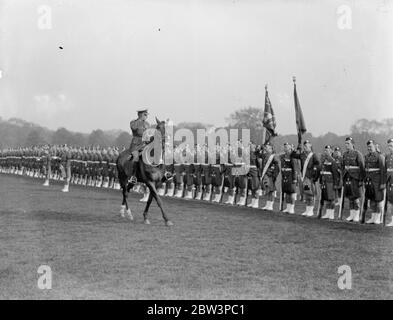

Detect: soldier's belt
345,166,359,170
281,168,292,171
109,163,116,166
248,165,257,169
320,171,332,175
366,168,380,172
387,168,393,172
212,164,221,168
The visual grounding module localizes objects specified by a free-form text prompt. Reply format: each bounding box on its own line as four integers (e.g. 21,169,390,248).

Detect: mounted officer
128,108,150,184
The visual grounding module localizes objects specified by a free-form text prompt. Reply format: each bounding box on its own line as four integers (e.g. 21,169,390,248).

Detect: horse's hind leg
143,193,153,224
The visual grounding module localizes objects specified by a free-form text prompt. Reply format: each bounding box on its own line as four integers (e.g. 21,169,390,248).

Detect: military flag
262,85,277,143
293,77,307,145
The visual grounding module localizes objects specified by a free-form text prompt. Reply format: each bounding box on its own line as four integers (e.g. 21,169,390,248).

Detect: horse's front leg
143,192,153,224
147,182,173,226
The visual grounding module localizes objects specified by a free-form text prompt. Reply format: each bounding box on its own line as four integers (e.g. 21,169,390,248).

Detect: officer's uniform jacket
280,152,297,194
385,152,393,204
341,149,365,199
130,119,150,152
364,151,386,202
319,153,340,201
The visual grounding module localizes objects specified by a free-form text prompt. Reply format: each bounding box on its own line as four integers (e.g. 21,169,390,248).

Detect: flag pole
293,76,302,146
261,84,267,145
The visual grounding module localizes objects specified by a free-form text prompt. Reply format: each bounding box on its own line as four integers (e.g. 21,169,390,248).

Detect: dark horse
116,118,173,226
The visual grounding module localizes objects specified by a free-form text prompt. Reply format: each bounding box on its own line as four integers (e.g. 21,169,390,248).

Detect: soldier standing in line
342,137,365,222
291,140,321,216
332,146,343,210
320,145,340,220
364,140,386,224
384,138,393,227
259,142,280,211
211,144,225,203
183,144,196,199
280,142,297,214
61,144,72,192
101,147,110,188
245,142,261,208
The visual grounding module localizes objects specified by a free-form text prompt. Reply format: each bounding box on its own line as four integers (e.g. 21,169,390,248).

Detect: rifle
338,187,344,220
360,186,367,224
382,188,387,226
317,182,324,218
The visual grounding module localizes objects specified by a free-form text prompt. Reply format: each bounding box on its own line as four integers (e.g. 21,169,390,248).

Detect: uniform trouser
211,165,224,194
184,164,194,191
201,164,212,193
320,184,335,209
387,176,393,205
237,175,247,197
301,177,316,206
101,162,109,177
192,164,202,192
174,164,184,187
343,176,361,210
282,172,296,204
247,167,259,198
320,174,336,209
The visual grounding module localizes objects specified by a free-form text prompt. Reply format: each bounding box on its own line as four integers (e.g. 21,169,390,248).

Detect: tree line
0,113,392,154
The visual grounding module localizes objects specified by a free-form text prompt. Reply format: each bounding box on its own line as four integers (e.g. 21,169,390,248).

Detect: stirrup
128,176,137,184
164,171,173,181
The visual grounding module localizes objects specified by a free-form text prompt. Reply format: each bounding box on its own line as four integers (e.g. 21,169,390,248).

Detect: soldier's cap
264,141,273,147
303,140,311,145
283,142,290,146
334,146,340,151
137,108,149,114
367,139,375,146
345,137,354,142
325,145,332,149
388,138,393,144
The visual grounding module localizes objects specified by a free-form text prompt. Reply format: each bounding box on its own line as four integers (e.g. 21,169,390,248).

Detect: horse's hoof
126,209,133,221
165,220,174,227
144,219,151,225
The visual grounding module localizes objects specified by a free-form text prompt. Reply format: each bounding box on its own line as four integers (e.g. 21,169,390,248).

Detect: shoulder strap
302,152,314,180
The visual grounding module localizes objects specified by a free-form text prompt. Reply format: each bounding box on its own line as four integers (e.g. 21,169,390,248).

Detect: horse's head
155,117,166,141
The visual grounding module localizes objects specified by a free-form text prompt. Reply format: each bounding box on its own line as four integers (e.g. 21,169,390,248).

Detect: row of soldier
0,137,392,226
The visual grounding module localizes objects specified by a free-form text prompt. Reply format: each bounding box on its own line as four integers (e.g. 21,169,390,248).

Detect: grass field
0,174,392,299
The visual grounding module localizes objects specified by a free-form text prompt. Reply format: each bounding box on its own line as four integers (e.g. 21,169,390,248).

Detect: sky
0,0,392,136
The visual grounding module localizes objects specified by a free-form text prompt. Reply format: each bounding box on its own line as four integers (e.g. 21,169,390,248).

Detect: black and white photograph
0,0,392,303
